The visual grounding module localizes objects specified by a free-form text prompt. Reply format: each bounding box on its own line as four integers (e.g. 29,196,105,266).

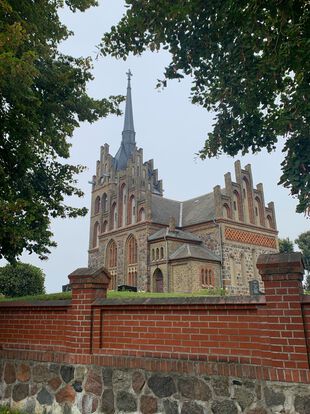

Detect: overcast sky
3,1,308,292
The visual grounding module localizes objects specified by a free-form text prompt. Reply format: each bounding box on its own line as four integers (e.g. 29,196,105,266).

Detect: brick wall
0,253,309,385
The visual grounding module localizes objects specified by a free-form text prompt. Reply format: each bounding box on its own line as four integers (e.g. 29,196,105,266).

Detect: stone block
60,365,75,384
4,362,16,384
113,369,132,391
181,401,204,414
102,367,113,387
177,377,211,401
148,375,176,398
55,384,76,405
294,395,310,414
48,376,62,392
234,387,255,410
12,383,29,402
264,387,285,407
211,399,238,414
37,387,53,405
33,364,50,383
84,370,103,396
140,395,158,414
163,399,179,414
211,376,230,397
116,391,137,412
101,388,114,414
132,371,145,394
82,394,98,414
16,364,31,382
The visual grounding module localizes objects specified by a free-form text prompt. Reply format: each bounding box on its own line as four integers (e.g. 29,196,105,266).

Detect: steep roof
151,192,216,227
181,192,215,226
169,243,221,262
151,194,180,225
148,227,202,243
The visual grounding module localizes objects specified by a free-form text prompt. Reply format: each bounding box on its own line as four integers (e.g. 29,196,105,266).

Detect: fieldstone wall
1,360,310,414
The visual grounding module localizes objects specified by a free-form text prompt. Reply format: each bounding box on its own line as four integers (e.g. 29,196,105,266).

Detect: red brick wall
0,302,69,353
97,300,265,365
0,254,309,384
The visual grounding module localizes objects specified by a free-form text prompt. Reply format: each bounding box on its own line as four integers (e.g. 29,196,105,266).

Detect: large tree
278,237,294,253
101,0,310,214
0,0,123,263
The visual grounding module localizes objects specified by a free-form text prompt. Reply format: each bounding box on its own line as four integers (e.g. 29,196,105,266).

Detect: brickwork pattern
225,227,277,249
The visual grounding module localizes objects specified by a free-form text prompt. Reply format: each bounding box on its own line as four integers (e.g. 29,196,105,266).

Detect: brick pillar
67,267,110,355
257,253,310,382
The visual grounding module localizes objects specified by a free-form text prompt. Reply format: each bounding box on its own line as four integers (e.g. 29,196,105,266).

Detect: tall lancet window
126,235,138,287
120,183,127,227
128,195,136,225
111,202,117,230
92,222,100,248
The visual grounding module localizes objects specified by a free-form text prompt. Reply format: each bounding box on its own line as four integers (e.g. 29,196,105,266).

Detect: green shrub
0,263,45,297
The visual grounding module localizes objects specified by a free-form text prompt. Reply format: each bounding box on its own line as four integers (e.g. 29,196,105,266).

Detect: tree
101,0,310,214
295,231,310,290
279,237,294,253
0,0,124,263
0,263,45,297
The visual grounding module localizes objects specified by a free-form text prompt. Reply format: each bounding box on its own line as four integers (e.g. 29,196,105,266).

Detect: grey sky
2,1,308,292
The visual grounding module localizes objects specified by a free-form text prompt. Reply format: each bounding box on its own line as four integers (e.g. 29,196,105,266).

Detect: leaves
100,0,310,214
0,0,123,262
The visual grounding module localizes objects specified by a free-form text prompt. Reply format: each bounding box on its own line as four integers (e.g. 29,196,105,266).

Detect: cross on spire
126,69,133,82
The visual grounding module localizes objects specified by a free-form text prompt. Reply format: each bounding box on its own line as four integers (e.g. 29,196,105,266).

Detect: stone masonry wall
1,360,310,414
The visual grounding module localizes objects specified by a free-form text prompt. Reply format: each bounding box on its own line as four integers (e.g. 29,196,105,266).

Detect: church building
88,73,278,294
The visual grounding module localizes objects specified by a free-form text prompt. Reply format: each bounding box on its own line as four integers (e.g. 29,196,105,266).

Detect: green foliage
0,406,23,414
278,237,294,253
295,231,310,289
0,0,124,263
101,0,310,214
0,263,45,297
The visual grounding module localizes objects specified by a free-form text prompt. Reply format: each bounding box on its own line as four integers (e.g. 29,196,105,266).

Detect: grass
0,407,23,414
0,287,226,302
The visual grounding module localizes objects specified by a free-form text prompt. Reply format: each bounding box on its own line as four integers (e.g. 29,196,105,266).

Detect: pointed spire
114,71,137,171
122,69,135,143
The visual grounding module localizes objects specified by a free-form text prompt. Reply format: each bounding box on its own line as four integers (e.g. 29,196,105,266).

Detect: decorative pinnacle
126,69,133,83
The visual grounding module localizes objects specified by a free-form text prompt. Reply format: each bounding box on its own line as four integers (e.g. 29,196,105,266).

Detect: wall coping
0,299,71,308
94,295,266,307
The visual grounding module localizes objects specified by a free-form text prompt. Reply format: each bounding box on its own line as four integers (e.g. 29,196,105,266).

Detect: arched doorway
153,268,163,293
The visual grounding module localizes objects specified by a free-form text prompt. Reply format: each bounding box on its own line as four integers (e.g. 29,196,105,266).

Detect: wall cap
257,252,304,276
69,267,111,287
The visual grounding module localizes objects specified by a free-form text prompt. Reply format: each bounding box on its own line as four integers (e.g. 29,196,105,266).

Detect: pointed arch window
92,222,100,248
120,183,127,227
106,240,117,290
111,202,117,230
94,196,101,215
242,177,254,224
128,195,136,224
102,220,108,233
254,196,264,226
138,207,146,222
266,215,274,229
102,193,108,213
223,203,232,219
126,235,138,287
233,190,242,221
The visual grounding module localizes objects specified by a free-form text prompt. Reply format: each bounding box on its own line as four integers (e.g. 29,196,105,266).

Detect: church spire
114,70,137,171
122,69,135,144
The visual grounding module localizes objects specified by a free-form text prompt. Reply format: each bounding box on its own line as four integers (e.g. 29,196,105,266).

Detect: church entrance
153,269,163,293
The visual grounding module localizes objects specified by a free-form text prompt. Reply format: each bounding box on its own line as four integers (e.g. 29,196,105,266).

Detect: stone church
88,73,278,294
